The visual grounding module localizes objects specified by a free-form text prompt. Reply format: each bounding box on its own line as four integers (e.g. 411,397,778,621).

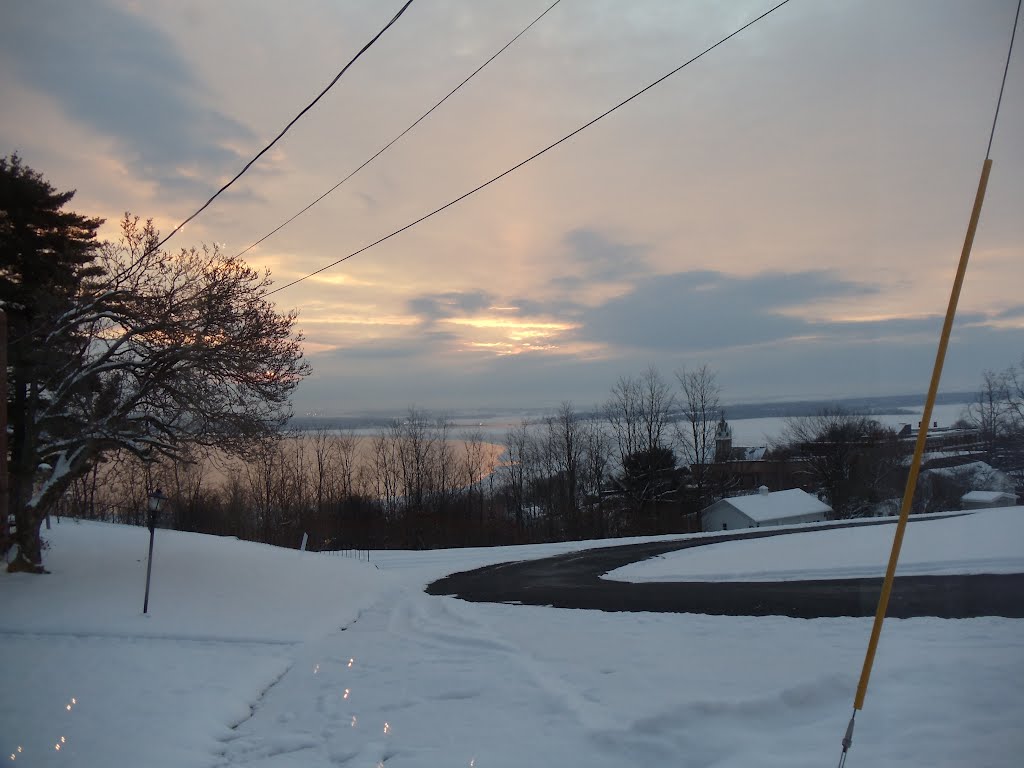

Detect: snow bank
605,507,1024,582
2,516,1022,768
0,520,391,768
0,520,391,642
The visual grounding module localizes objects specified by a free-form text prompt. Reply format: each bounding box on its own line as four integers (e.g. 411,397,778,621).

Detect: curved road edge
426,516,1024,619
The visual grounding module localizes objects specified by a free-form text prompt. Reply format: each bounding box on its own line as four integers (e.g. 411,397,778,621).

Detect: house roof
961,490,1017,503
722,488,832,523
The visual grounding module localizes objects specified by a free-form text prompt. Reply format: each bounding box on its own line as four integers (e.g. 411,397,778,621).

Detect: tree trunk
8,375,46,572
9,514,45,573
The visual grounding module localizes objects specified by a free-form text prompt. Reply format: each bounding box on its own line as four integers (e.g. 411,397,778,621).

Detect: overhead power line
236,0,564,260
266,0,793,298
985,0,1021,160
153,0,417,255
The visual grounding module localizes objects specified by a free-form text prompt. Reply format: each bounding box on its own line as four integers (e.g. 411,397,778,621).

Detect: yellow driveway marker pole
837,4,1018,765
837,158,994,768
853,157,992,712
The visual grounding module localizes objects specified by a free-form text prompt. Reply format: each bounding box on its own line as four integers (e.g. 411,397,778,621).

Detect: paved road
427,517,1024,618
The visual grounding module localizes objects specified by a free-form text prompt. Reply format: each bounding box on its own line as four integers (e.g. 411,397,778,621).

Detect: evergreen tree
1,155,103,570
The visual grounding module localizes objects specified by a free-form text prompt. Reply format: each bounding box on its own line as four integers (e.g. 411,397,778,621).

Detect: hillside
2,513,1021,767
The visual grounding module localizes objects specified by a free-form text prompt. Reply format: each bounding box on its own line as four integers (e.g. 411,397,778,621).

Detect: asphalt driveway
427,517,1024,618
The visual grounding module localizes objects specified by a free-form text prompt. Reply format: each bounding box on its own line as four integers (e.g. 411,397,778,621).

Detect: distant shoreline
291,390,978,431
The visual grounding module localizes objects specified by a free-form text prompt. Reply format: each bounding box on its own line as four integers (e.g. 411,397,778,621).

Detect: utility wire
986,0,1022,160
236,0,564,260
266,0,793,297
153,0,417,255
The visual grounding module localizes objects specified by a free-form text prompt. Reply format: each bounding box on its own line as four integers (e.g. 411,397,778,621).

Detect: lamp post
143,489,167,614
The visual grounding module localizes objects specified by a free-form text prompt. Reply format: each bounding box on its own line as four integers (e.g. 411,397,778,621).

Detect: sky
2,0,1022,414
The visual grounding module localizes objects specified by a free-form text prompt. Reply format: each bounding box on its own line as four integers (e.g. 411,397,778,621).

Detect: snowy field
606,507,1024,582
2,513,1022,767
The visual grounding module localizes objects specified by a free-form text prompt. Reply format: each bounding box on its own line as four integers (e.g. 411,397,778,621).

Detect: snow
714,487,832,523
725,402,970,447
2,514,1022,767
606,507,1024,582
962,490,1017,504
0,521,392,642
922,461,1013,492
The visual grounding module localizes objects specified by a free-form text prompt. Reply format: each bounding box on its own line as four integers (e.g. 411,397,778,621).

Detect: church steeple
714,413,732,462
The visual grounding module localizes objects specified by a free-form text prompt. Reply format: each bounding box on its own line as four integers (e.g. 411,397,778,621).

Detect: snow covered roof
961,490,1017,503
923,462,1014,493
724,488,832,523
924,460,995,477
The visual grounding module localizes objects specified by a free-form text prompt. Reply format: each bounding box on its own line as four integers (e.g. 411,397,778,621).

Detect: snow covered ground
2,514,1022,767
606,507,1024,582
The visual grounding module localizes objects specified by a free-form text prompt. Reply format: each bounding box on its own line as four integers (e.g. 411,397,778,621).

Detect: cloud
0,0,253,197
507,295,585,318
712,323,1024,403
576,270,877,351
407,290,497,324
328,332,459,361
290,252,1024,412
994,304,1024,321
552,228,651,289
293,312,1024,414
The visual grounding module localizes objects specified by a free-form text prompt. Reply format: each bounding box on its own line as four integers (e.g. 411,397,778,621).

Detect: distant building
714,416,734,462
960,490,1018,510
707,415,806,493
898,421,982,453
701,486,831,532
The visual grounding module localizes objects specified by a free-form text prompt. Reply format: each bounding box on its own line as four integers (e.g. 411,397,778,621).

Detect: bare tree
431,416,456,513
544,402,584,535
501,421,532,532
167,451,206,531
962,357,1024,483
966,369,1011,458
332,430,360,501
604,366,677,520
1007,360,1024,431
7,215,309,569
580,420,612,500
393,408,436,516
370,432,400,518
776,410,906,517
676,364,722,507
459,430,490,525
245,436,287,543
579,420,612,535
308,428,333,514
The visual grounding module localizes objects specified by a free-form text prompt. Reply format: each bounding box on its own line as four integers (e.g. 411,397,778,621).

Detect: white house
701,487,832,532
960,490,1018,510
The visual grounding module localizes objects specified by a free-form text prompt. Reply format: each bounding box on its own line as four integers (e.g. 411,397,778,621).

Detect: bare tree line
963,356,1024,476
52,410,505,550
50,364,728,548
50,354,1019,551
499,365,726,538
